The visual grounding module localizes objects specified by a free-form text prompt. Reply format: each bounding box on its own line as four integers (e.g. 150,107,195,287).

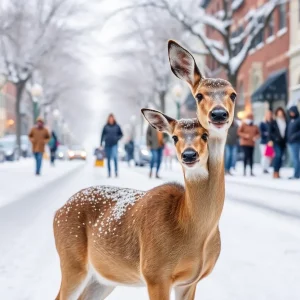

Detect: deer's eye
172,136,179,144
196,93,203,102
201,133,208,141
230,93,237,102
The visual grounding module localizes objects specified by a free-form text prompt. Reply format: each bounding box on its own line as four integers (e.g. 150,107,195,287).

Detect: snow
0,158,84,208
0,160,300,299
232,0,244,11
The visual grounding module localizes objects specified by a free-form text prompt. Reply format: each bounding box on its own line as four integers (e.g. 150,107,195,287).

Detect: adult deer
54,42,236,300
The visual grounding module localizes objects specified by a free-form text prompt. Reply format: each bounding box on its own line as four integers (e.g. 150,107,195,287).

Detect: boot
273,171,280,179
149,170,152,178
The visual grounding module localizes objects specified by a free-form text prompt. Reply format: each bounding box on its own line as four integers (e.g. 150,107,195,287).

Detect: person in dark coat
287,106,300,179
101,114,123,177
259,110,272,173
268,107,287,178
146,124,165,178
225,120,239,175
124,139,134,166
48,131,58,166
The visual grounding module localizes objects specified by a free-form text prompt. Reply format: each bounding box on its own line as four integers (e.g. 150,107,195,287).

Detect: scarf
276,117,286,138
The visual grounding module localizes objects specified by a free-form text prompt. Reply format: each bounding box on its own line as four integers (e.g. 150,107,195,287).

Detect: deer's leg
56,260,89,300
79,280,115,300
174,284,197,300
146,281,171,300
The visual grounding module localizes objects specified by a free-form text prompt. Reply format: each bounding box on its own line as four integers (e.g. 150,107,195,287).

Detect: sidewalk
226,162,300,194
131,161,300,218
0,158,84,208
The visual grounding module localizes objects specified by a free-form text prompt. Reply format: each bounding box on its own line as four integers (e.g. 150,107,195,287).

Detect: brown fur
54,41,235,300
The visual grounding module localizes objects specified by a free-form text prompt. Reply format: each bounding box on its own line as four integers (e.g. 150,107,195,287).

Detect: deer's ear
168,40,203,89
141,109,176,134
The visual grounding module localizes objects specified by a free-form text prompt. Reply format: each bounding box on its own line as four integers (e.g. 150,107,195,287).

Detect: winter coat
226,122,239,146
101,123,123,147
146,125,165,150
28,127,50,153
238,122,260,147
259,121,270,145
269,120,287,147
125,141,134,156
48,132,58,151
287,106,300,144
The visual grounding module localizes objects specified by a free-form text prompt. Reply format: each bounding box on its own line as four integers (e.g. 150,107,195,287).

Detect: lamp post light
0,74,6,89
172,84,183,119
31,84,43,122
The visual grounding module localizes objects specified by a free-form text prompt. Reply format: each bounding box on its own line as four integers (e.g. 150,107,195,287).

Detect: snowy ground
0,159,300,299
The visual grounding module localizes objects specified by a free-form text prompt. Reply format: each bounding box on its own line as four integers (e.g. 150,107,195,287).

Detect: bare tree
0,0,99,149
104,7,188,113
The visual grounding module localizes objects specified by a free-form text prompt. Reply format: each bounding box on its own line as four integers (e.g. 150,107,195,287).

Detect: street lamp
172,84,183,119
31,84,43,122
0,74,6,89
53,109,60,119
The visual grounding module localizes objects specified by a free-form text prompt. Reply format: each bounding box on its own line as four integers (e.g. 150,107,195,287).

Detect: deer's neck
179,136,226,231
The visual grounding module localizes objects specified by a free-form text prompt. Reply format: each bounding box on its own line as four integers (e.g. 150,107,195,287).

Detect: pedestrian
238,113,260,176
225,120,239,175
28,117,50,175
287,106,300,179
268,107,287,179
48,131,58,166
124,139,134,167
100,113,123,178
259,110,272,173
163,141,174,170
147,124,165,178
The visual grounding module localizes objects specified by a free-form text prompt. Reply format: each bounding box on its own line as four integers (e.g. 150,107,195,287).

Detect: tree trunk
227,73,237,90
159,90,166,113
15,81,26,153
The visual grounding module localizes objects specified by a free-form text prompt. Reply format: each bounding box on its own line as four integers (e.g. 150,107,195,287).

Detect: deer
53,41,236,300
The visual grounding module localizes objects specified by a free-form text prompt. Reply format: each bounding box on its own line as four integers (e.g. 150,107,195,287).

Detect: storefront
251,69,288,111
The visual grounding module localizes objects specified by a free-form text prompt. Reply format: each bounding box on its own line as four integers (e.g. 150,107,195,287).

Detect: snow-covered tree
127,0,282,88
0,0,98,149
104,8,188,112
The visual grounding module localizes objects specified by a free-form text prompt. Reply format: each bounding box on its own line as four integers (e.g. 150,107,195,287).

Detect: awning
251,69,288,103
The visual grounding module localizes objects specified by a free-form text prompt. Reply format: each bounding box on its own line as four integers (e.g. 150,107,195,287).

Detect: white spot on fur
184,163,208,181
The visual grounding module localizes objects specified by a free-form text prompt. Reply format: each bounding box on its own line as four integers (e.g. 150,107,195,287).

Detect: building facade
289,0,300,108
204,0,290,121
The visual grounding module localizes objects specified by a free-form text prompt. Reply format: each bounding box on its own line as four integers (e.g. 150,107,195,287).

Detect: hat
246,112,254,119
36,116,44,123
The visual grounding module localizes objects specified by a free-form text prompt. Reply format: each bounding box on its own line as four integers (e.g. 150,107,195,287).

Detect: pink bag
264,145,275,158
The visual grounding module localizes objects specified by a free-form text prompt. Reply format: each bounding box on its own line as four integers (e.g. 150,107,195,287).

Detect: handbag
264,145,275,158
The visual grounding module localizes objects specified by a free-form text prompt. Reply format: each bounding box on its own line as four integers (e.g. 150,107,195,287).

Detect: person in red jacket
238,113,260,176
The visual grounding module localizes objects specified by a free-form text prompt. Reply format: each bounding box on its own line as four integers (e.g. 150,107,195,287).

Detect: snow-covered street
1,160,300,299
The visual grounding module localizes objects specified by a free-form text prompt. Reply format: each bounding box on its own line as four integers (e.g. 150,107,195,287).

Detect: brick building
203,0,290,121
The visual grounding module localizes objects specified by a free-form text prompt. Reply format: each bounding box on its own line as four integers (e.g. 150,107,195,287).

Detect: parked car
0,137,20,161
0,145,5,163
134,138,151,166
21,135,32,157
68,145,87,160
56,145,69,160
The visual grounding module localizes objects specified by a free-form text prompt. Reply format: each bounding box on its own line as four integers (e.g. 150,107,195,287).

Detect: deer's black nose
182,149,198,163
210,107,229,122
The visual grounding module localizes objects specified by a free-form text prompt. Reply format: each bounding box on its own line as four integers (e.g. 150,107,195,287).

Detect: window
255,16,264,46
278,3,286,30
267,13,274,37
231,26,244,56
